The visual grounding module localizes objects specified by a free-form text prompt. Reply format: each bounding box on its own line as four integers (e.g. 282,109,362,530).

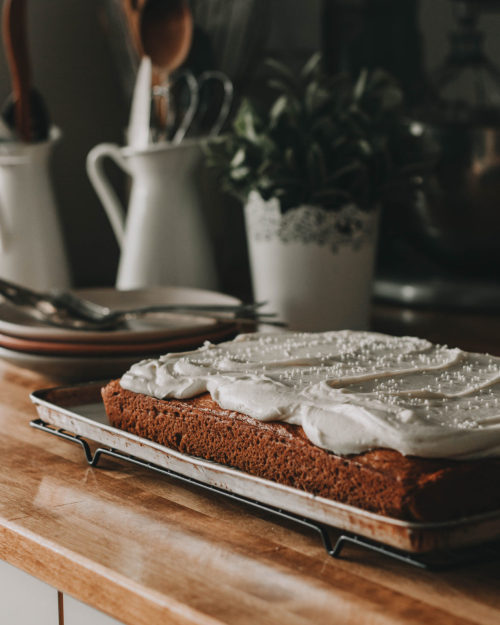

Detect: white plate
0,286,240,344
0,345,140,381
0,322,239,381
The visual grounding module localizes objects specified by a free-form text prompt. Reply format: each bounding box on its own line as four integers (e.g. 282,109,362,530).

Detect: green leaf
265,57,298,85
300,52,322,80
230,148,246,168
357,139,373,156
353,69,369,102
270,95,289,124
233,99,260,142
305,82,331,114
230,166,251,181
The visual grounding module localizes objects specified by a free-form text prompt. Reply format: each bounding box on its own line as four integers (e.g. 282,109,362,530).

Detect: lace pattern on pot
245,193,378,252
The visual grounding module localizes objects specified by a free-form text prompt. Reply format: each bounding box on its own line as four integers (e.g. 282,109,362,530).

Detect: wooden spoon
1,0,49,142
2,0,30,140
140,0,193,138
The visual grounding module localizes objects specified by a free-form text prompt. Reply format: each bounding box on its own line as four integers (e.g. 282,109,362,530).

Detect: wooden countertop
1,327,500,625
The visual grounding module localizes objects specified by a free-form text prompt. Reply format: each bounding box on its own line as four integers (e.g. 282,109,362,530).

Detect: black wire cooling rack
31,418,500,571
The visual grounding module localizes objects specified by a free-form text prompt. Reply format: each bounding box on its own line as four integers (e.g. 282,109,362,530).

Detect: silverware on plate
0,277,282,331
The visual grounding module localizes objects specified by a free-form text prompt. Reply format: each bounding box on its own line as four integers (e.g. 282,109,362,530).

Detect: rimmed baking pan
30,382,500,556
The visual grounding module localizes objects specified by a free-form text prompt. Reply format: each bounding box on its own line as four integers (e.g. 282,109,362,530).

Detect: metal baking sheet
30,382,500,555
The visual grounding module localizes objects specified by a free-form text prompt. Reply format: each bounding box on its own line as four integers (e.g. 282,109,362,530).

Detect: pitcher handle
86,143,131,248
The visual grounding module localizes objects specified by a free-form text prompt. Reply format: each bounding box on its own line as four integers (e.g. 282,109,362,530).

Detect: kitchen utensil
1,0,49,142
86,138,217,290
142,68,233,144
0,285,242,342
126,55,153,149
169,70,233,142
140,0,193,140
0,276,273,330
165,68,199,144
188,70,233,138
51,293,275,329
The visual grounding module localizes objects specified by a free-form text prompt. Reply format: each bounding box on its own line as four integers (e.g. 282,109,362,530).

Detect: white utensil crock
244,191,379,331
0,128,70,289
86,139,217,290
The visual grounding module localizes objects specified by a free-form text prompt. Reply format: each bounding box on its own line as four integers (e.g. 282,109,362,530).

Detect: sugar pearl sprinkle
121,330,500,460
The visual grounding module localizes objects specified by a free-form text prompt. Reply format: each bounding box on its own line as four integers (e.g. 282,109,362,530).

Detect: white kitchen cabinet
0,559,127,625
63,595,126,625
0,559,58,625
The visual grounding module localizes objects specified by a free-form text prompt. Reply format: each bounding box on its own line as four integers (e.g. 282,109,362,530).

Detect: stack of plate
0,286,241,381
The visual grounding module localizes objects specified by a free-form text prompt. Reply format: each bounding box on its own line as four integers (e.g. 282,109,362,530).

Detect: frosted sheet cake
102,331,500,521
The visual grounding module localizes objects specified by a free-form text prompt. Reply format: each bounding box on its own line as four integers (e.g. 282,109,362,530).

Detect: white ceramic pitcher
0,128,70,290
86,139,217,290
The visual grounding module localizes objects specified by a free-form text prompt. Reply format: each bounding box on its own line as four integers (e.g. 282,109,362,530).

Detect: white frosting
120,330,500,459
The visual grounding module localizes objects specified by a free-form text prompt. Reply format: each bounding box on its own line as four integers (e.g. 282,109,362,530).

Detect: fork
0,277,281,331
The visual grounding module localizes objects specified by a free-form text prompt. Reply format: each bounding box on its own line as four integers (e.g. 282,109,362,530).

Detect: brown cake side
101,379,500,522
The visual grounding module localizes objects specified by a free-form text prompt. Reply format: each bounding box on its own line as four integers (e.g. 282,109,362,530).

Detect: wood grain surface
1,340,500,625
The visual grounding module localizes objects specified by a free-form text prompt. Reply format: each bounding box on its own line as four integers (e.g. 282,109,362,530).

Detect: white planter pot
244,192,378,331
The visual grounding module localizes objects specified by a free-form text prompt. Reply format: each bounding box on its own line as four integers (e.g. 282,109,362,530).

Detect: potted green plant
206,53,420,330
